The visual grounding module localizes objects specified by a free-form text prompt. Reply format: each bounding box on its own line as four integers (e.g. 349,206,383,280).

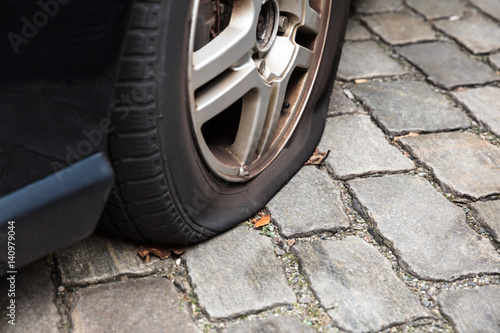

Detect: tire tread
101,0,209,245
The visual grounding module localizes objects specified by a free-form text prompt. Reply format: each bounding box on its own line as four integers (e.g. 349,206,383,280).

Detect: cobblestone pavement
2,0,500,332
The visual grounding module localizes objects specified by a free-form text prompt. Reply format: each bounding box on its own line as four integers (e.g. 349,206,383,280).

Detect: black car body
1,0,128,269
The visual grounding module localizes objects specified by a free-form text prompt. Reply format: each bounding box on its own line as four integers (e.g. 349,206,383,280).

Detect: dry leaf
253,214,271,228
138,246,171,262
355,79,368,84
172,248,186,255
138,247,151,262
287,239,296,247
394,132,420,141
305,148,330,165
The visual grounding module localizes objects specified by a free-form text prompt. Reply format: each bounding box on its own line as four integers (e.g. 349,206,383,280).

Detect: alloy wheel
188,0,331,182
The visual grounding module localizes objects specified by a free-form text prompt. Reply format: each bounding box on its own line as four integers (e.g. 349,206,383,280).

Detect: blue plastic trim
0,153,114,272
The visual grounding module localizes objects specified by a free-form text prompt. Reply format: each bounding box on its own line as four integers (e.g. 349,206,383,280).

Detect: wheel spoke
255,43,312,155
278,0,320,33
293,45,314,69
192,0,262,90
302,2,321,33
229,85,272,164
255,80,289,156
195,58,270,127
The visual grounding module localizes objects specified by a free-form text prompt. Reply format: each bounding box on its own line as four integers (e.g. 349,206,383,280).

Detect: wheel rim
188,0,331,182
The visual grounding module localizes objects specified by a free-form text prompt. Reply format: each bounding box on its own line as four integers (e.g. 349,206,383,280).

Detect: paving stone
328,85,359,116
406,0,464,19
469,0,500,21
267,167,350,238
345,19,371,41
351,81,470,135
338,41,408,80
490,52,500,69
361,12,436,45
437,285,500,333
318,114,415,179
222,316,315,333
399,132,500,199
470,200,500,243
0,260,60,333
434,14,500,54
55,234,171,287
453,86,500,137
70,276,200,333
184,227,295,319
294,237,430,332
348,174,500,280
397,42,500,89
353,0,404,14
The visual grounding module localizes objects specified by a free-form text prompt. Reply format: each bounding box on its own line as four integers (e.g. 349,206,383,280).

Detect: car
0,0,350,270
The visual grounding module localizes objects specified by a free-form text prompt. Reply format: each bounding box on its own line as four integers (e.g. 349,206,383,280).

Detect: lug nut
278,16,289,33
254,58,266,75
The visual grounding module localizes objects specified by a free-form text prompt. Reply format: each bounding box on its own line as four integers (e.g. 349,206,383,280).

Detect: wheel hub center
255,0,279,52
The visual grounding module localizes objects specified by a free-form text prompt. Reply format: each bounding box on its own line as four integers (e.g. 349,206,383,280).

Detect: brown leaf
138,247,151,262
305,148,330,165
394,132,420,141
138,246,171,261
253,214,271,228
287,239,296,247
172,248,186,255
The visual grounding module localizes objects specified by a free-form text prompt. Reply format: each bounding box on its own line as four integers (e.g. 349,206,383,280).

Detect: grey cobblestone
434,14,500,54
361,12,436,45
438,285,500,333
469,0,500,21
348,174,500,280
405,0,464,19
55,234,172,287
453,86,500,136
399,132,500,199
222,316,315,333
345,19,371,41
267,167,350,238
337,41,408,80
397,42,500,89
319,114,415,179
70,277,200,333
184,227,295,319
351,81,470,135
490,52,500,69
328,85,360,116
470,200,500,243
0,261,60,333
353,0,404,14
294,237,430,332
